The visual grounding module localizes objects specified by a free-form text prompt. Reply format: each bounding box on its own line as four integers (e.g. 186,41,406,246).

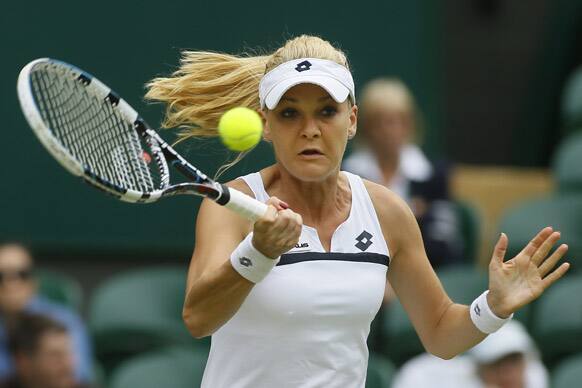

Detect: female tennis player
146,35,569,388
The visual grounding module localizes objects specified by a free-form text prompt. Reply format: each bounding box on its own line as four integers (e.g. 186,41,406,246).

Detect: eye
321,105,338,117
280,108,298,119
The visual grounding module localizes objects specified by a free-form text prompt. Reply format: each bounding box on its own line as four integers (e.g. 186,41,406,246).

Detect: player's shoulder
361,178,408,212
225,166,276,199
195,174,256,234
225,176,255,198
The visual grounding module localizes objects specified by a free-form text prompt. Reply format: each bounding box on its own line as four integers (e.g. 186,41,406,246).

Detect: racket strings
33,66,124,184
144,134,171,188
30,63,161,192
33,71,107,176
35,71,124,187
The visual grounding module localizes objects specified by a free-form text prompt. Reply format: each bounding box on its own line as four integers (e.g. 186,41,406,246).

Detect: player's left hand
486,227,570,318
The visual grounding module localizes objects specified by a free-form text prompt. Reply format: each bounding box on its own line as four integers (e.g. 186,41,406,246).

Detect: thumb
491,232,508,266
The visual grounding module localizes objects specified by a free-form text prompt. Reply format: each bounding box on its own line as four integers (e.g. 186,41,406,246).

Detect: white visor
259,58,355,110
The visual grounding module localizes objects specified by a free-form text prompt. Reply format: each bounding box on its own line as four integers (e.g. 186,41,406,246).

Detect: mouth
298,148,324,157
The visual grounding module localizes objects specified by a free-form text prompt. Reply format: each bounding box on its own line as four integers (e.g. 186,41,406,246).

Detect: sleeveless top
201,171,390,388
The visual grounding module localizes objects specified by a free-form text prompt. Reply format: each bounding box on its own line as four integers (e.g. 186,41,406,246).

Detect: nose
300,117,321,139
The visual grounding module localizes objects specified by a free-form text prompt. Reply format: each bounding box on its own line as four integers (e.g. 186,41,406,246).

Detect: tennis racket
17,58,267,221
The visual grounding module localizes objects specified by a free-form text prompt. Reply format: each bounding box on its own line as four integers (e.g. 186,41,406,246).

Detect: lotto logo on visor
295,60,312,72
259,58,355,110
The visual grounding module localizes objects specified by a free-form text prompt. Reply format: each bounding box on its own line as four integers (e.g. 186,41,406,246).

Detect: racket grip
222,186,268,222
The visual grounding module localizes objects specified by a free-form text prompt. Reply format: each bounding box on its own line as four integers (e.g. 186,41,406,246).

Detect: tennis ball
218,107,263,152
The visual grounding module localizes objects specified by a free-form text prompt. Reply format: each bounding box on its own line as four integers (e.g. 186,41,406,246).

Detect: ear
347,104,358,140
260,110,272,143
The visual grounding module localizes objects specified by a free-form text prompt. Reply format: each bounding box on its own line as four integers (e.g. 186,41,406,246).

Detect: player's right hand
252,196,302,259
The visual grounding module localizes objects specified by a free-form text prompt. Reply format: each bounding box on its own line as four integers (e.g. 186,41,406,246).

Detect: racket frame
17,58,267,221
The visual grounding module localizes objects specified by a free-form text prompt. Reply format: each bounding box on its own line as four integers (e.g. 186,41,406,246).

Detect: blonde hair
146,35,349,177
146,35,349,137
358,78,424,144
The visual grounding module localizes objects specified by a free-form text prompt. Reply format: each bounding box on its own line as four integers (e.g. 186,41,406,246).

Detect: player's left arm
364,180,569,359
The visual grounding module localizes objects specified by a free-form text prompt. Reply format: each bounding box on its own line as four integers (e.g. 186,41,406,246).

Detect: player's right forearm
182,259,254,338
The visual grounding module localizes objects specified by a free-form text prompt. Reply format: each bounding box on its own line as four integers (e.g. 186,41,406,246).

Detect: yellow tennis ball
218,107,263,152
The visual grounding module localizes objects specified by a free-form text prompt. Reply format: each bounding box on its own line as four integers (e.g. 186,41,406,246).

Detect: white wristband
470,290,513,334
230,233,279,283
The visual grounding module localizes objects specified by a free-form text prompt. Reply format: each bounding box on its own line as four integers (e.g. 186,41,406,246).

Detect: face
478,353,526,388
263,83,357,182
17,331,77,388
0,245,36,314
361,104,412,158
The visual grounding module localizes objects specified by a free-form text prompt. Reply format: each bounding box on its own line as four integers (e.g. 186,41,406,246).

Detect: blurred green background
2,0,445,257
2,0,581,258
4,1,582,387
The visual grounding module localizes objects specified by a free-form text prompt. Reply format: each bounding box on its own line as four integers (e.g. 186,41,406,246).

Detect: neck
267,165,349,225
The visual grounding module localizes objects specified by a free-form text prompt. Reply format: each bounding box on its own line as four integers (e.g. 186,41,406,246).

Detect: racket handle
222,186,268,222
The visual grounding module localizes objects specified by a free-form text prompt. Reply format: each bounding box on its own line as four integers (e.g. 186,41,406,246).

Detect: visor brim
264,76,351,110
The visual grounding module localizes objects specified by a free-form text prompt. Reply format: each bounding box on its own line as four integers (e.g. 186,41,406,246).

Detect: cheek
326,126,350,157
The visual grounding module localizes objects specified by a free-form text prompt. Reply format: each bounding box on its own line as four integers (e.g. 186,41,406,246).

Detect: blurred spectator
0,313,90,388
392,320,548,388
344,78,464,269
0,244,91,384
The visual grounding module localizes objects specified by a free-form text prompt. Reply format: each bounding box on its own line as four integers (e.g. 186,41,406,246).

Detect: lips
299,148,323,156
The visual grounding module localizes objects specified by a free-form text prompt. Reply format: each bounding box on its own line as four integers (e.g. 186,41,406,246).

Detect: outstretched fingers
521,227,554,258
538,244,569,277
542,262,571,290
531,231,562,266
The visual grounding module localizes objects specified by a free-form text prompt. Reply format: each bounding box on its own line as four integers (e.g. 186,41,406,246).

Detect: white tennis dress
201,171,390,388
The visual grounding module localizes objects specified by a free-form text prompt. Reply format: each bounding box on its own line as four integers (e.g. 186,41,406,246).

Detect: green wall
515,0,582,166
1,0,443,258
